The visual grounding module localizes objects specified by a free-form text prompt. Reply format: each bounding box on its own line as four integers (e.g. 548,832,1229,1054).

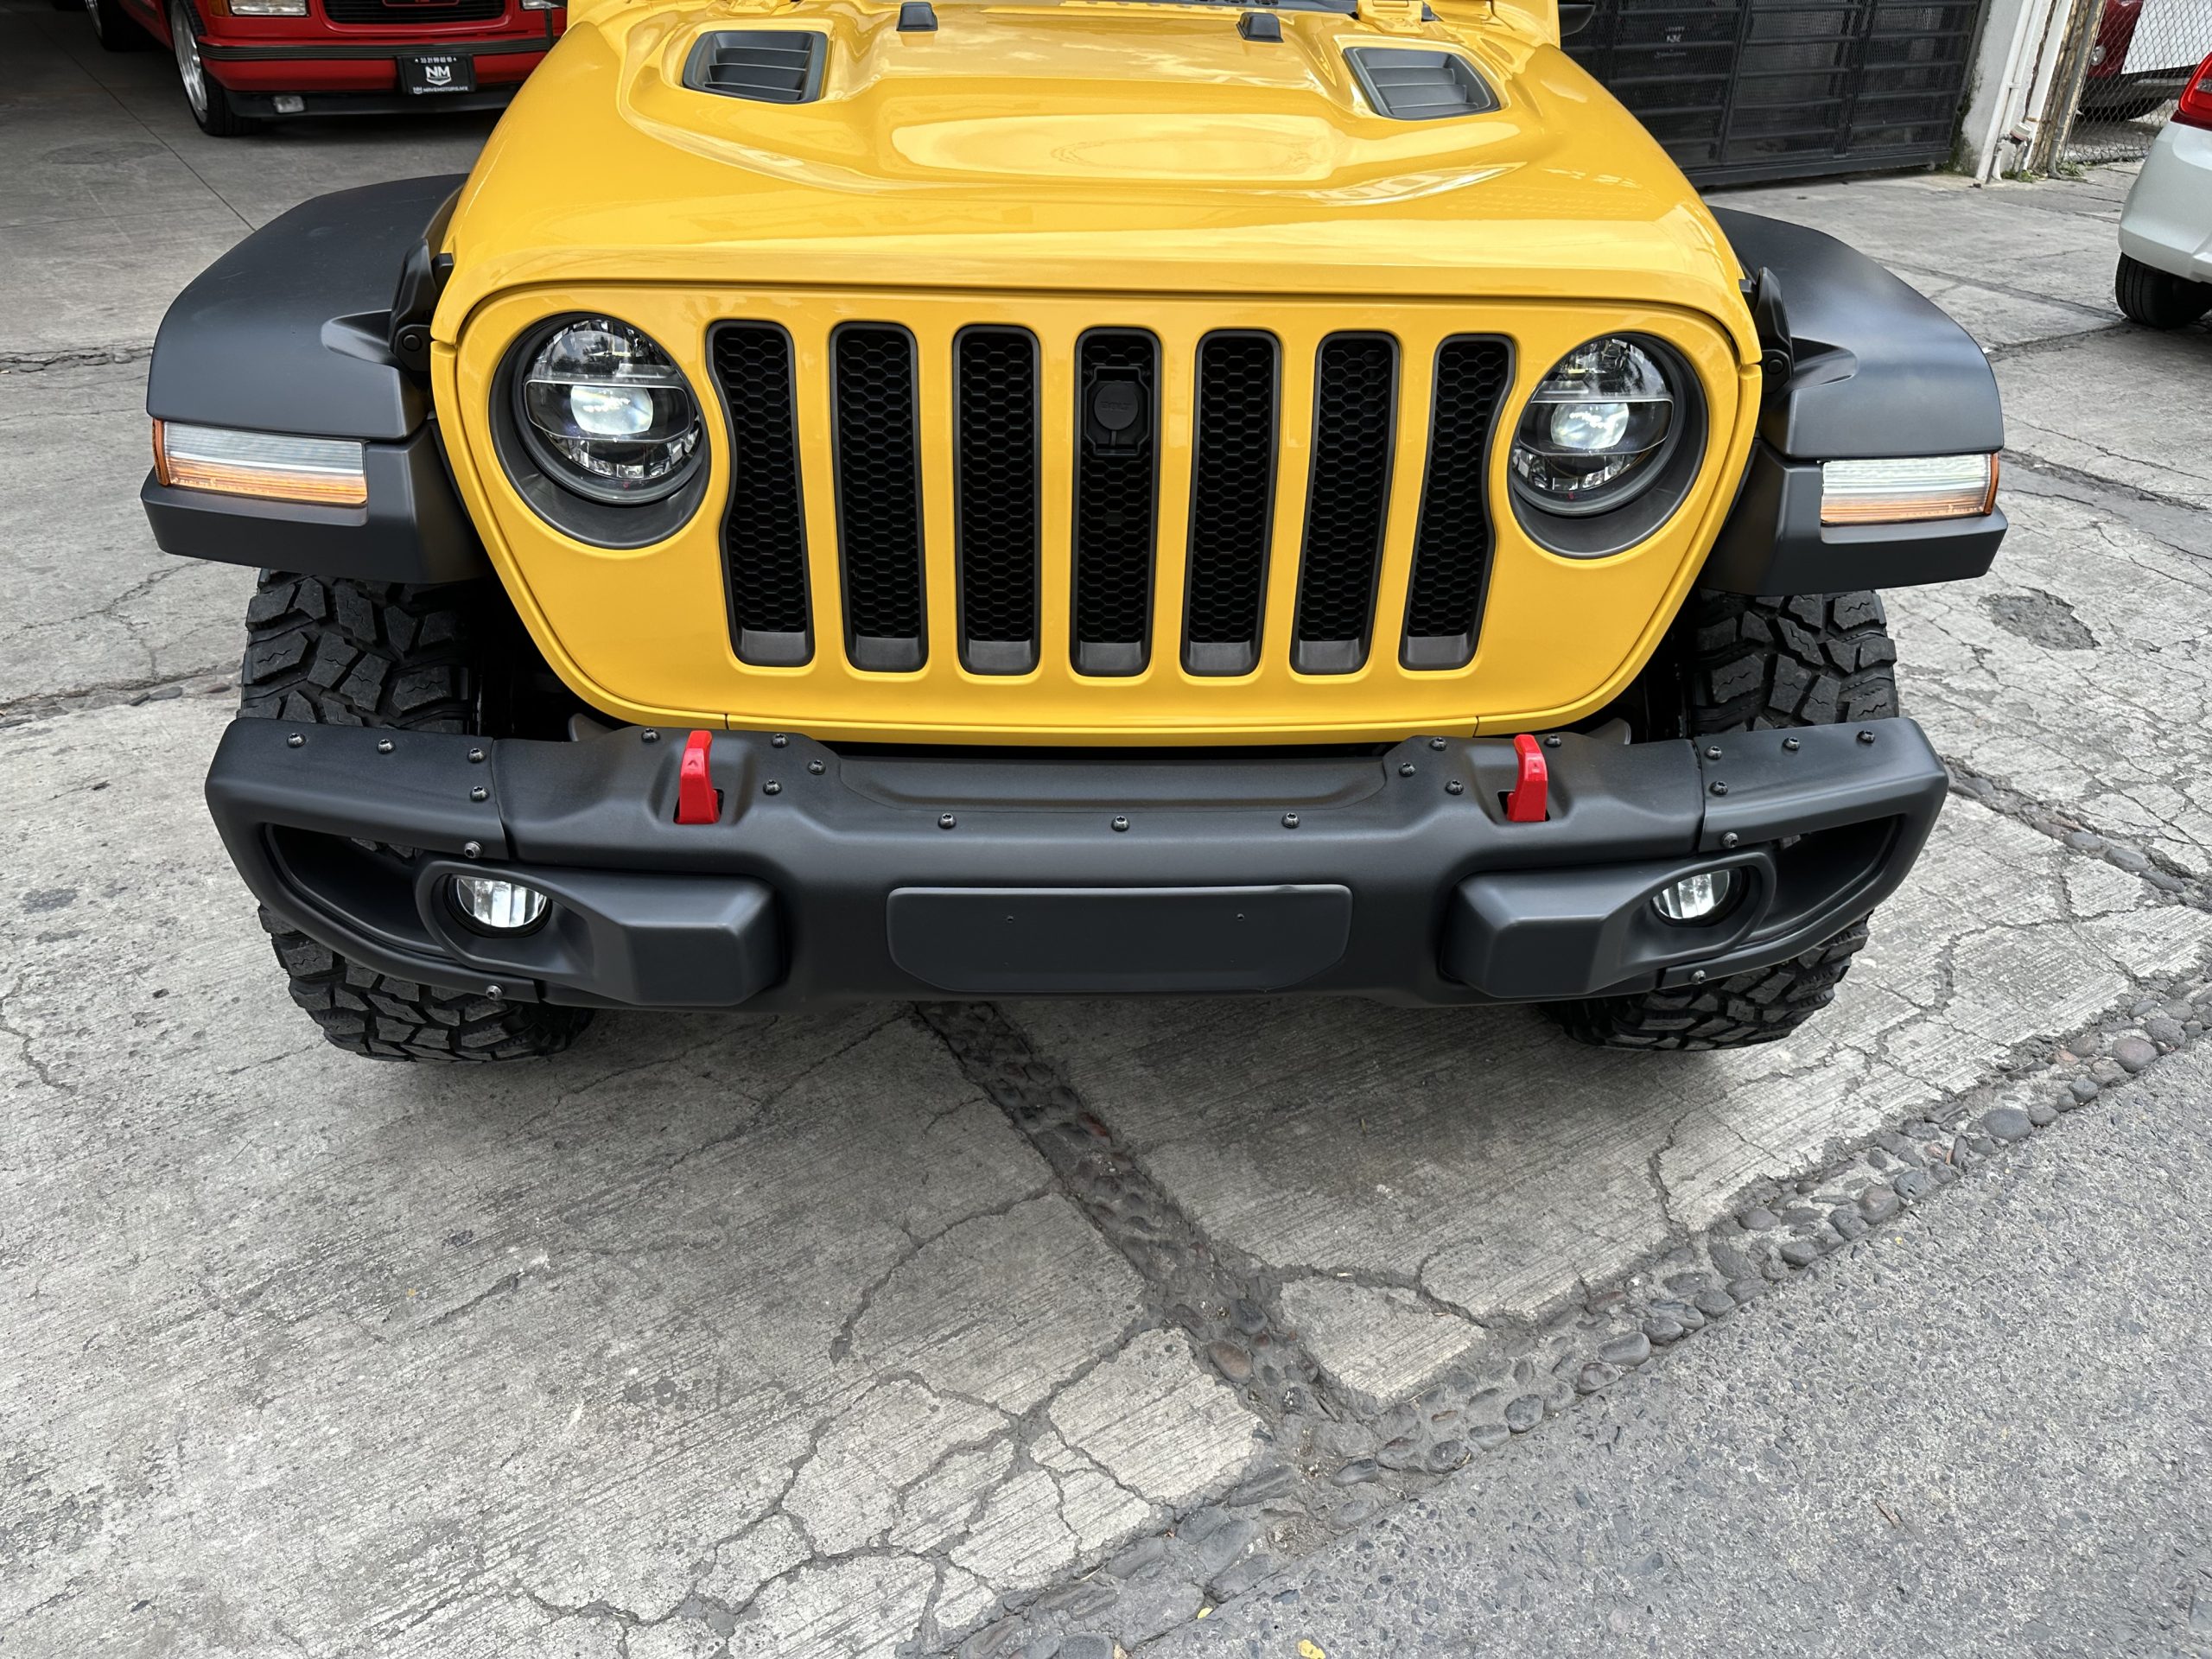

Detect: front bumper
205,719,1948,1011
198,36,546,107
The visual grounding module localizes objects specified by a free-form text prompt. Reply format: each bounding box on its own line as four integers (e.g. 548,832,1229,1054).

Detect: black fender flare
141,175,489,585
1700,207,2005,595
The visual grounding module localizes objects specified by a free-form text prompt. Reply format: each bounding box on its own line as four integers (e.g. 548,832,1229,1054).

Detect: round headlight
515,318,702,505
1510,336,1679,517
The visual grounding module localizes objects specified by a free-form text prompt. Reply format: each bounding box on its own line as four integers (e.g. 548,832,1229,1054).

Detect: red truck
67,0,562,136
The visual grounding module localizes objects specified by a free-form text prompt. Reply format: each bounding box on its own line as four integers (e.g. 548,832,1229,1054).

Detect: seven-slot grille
706,325,1512,679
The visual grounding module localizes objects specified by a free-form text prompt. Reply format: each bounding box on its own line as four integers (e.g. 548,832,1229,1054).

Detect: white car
2116,50,2212,328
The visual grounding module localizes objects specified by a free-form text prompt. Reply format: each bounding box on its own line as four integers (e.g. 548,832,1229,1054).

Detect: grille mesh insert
1071,329,1159,677
831,325,926,671
1184,333,1279,677
1294,334,1398,674
710,323,810,665
1402,336,1511,669
955,327,1040,673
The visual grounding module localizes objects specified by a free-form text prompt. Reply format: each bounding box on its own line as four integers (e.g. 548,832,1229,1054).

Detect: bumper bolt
772,734,789,748
808,760,825,775
1428,736,1446,751
286,733,304,748
468,747,486,764
938,813,957,830
1704,746,1722,760
470,785,488,802
1691,969,1708,984
462,840,482,859
1857,729,1876,744
486,983,501,998
1783,736,1801,751
377,738,394,754
641,728,659,743
1446,779,1465,795
1710,780,1729,796
1721,831,1740,849
1543,734,1563,748
1282,813,1300,830
1112,816,1129,832
764,780,781,796
1399,763,1417,777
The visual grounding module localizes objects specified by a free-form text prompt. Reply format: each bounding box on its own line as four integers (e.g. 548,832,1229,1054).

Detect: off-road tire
239,571,593,1062
1543,591,1898,1052
2116,252,2212,331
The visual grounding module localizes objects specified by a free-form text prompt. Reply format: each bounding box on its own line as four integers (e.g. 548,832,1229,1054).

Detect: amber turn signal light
1820,453,1998,525
153,419,369,507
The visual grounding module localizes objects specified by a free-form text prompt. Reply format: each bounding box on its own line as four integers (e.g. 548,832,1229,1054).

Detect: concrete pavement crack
0,666,234,728
1945,757,2212,906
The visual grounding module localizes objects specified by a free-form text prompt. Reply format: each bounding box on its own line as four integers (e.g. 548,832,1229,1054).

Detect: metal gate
1567,0,1983,185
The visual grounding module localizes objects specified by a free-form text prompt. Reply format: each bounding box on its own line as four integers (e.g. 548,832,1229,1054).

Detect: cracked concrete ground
6,8,2212,1652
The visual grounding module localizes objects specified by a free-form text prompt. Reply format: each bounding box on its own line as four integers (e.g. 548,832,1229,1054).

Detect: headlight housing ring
1506,334,1707,558
491,315,712,549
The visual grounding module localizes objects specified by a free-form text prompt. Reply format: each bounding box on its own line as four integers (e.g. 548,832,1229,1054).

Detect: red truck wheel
168,1,256,135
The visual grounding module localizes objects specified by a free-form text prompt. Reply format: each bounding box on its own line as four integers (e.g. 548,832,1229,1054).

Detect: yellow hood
434,0,1754,355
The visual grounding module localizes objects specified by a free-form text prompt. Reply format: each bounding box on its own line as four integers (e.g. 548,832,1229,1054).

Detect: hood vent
1344,48,1498,120
684,30,829,104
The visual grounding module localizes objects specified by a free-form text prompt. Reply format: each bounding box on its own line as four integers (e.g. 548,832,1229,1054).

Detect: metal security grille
1567,0,1980,185
954,327,1042,675
321,0,505,22
830,325,927,672
1404,338,1512,671
710,323,810,666
1294,334,1399,676
713,322,1511,685
2065,0,2212,163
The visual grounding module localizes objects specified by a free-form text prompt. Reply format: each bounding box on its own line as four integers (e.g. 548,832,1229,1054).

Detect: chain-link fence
2063,0,2212,162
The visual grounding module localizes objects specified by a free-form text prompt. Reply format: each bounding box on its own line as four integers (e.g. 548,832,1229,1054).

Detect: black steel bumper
204,719,1948,1011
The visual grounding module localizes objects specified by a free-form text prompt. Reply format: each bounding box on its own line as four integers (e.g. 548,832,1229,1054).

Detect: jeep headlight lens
1510,337,1678,516
517,318,702,505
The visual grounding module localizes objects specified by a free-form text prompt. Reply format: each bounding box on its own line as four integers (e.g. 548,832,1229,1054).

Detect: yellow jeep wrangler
143,0,2005,1061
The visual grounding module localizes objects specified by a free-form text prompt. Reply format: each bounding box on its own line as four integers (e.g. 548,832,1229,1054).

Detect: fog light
451,874,550,932
1654,869,1733,923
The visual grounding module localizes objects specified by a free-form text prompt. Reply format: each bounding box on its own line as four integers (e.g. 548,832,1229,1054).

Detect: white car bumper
2119,121,2212,285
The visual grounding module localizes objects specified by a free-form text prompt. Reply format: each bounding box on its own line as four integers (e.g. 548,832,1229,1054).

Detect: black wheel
238,572,594,1062
2116,253,2212,331
168,0,255,133
1543,591,1899,1052
83,0,150,49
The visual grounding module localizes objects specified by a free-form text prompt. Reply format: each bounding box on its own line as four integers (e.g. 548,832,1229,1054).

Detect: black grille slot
1294,334,1397,675
1402,336,1511,670
1184,332,1279,677
1071,329,1159,677
831,325,926,671
1345,48,1500,119
954,327,1040,674
322,0,504,21
710,323,810,666
683,29,827,104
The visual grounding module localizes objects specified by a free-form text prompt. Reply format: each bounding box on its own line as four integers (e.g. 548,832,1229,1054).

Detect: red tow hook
1504,733,1549,823
676,729,721,824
